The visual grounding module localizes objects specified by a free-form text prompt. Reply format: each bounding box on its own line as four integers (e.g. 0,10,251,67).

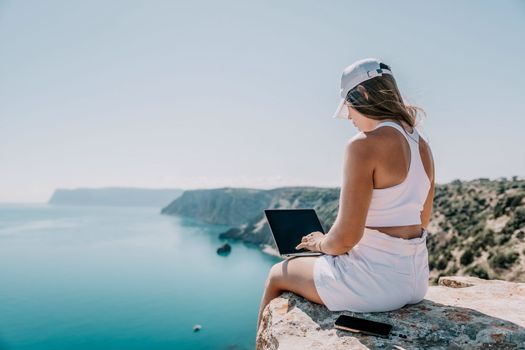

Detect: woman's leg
256,256,324,332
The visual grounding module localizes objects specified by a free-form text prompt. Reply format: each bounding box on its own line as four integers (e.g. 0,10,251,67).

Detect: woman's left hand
295,231,325,252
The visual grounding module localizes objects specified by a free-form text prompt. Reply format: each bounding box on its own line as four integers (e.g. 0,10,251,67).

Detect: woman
256,58,435,332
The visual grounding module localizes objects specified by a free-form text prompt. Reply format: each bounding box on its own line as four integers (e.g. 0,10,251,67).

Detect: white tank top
364,121,431,227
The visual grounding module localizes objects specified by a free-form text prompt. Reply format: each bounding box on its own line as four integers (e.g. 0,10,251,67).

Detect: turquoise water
0,204,281,350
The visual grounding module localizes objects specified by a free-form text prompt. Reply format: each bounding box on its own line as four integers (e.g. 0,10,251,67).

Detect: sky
1,0,524,203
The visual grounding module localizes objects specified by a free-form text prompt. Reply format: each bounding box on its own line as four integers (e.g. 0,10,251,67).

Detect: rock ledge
256,276,525,349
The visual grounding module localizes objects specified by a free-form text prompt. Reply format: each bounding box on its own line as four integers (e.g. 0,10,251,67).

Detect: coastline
261,244,281,258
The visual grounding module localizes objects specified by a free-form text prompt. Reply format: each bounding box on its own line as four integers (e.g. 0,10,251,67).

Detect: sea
0,203,281,350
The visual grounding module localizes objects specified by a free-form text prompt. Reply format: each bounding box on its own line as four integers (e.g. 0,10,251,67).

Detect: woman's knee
266,262,285,288
266,258,323,304
267,258,310,289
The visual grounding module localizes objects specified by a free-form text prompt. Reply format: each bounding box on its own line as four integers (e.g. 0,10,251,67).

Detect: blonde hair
346,74,426,130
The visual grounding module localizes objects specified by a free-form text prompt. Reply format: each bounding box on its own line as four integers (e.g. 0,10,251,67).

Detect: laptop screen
264,209,326,255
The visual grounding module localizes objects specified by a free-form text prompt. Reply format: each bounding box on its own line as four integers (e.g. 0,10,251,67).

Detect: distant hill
160,177,525,284
161,187,274,226
161,186,339,246
49,187,184,208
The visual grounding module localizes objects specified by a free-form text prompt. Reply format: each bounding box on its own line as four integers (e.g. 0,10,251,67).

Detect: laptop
264,208,326,258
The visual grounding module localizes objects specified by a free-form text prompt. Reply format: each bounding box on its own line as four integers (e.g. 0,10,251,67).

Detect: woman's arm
419,140,435,229
320,135,375,255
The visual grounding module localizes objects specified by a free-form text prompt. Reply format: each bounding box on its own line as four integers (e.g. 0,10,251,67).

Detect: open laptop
264,208,326,258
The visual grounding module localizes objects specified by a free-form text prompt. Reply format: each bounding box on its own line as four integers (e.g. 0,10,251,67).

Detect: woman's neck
376,118,414,133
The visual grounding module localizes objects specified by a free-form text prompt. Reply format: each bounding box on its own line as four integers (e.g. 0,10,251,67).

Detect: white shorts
313,227,429,312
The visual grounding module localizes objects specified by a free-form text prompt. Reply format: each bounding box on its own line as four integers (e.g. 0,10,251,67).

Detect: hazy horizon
2,0,524,203
3,174,524,205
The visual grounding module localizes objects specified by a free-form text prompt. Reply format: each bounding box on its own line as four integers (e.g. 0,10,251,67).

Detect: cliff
161,187,274,226
161,186,339,230
256,276,525,349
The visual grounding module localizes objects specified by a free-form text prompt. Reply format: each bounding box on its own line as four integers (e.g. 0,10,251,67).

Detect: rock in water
217,243,232,256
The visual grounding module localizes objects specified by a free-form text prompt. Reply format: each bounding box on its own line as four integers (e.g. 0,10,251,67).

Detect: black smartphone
334,314,392,338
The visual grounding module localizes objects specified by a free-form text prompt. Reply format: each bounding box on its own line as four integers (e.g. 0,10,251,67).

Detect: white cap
333,58,393,119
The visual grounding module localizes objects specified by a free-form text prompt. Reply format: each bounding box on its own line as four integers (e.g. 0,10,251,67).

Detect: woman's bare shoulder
348,129,386,150
345,131,377,160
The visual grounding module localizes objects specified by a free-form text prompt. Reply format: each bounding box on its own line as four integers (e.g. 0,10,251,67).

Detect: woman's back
361,120,435,239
